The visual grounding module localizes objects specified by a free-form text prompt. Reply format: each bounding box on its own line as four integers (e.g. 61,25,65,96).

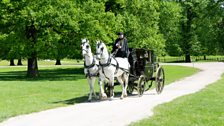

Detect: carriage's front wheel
155,66,165,94
138,75,146,96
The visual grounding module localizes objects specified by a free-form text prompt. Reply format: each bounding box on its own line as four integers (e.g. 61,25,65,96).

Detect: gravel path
0,62,224,126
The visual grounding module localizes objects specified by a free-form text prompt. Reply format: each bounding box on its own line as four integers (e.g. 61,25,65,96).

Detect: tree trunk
10,59,15,66
55,59,61,65
185,54,191,62
27,53,39,77
203,55,206,60
17,59,23,65
181,5,194,63
26,21,39,78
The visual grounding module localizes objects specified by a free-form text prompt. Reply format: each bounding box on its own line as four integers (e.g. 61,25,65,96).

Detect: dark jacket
111,37,129,58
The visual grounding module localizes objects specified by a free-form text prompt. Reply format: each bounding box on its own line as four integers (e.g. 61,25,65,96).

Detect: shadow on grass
0,68,85,81
53,95,89,105
52,90,141,105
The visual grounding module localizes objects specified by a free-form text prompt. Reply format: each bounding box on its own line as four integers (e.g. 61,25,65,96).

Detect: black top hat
117,32,124,35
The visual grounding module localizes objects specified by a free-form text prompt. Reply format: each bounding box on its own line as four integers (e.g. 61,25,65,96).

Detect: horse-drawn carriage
104,48,165,97
81,39,165,101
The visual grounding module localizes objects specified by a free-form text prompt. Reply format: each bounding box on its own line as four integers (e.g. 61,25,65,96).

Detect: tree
177,0,209,62
159,1,183,56
1,0,80,77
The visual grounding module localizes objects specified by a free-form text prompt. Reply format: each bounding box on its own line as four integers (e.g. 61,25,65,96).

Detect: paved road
0,62,224,126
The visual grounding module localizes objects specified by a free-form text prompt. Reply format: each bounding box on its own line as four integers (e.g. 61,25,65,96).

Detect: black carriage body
127,48,165,95
128,48,156,81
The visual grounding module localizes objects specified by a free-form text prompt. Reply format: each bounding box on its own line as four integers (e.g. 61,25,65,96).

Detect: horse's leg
109,77,115,99
87,77,95,102
98,78,107,99
92,77,99,100
117,76,125,99
123,73,129,97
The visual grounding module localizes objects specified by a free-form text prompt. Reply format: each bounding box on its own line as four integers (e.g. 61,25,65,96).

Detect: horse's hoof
88,99,92,102
109,96,114,101
99,94,107,100
120,97,123,100
103,94,107,99
95,96,99,99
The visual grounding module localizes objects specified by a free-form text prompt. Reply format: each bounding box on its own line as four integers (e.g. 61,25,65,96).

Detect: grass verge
130,75,224,126
0,65,198,122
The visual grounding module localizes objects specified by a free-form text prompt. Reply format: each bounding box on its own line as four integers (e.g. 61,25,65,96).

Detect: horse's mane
97,41,107,49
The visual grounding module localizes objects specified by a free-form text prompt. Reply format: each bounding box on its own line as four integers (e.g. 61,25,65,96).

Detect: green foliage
159,1,183,56
124,0,165,55
1,0,223,65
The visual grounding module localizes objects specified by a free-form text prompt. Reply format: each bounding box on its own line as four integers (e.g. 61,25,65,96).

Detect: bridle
81,41,99,78
96,42,105,59
81,42,91,57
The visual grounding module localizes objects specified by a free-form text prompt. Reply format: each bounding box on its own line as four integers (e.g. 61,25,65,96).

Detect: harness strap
112,57,119,75
84,58,99,78
86,69,99,78
99,54,112,81
84,58,95,69
99,54,111,67
101,66,111,81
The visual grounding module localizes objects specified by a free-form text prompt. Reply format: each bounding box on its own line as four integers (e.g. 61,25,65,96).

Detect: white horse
96,41,130,99
81,38,107,101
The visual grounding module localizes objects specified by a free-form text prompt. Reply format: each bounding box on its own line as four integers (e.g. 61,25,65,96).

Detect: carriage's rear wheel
155,66,165,94
138,75,146,96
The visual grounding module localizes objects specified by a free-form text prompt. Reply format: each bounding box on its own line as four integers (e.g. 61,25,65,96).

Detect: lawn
131,75,224,126
0,64,199,122
0,59,83,66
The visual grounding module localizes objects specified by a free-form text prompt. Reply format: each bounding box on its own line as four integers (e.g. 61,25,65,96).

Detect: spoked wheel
145,81,153,92
155,66,165,94
138,75,146,96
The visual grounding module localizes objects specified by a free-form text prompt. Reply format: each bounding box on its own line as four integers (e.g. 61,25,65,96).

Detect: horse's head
81,38,92,57
96,40,107,59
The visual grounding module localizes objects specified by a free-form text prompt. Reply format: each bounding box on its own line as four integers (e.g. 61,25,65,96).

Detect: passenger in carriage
111,32,129,58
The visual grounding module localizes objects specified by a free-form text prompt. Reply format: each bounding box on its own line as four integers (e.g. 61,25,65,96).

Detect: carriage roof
129,48,155,63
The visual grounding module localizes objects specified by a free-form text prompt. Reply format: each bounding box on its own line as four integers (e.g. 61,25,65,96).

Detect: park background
0,0,224,125
0,0,224,77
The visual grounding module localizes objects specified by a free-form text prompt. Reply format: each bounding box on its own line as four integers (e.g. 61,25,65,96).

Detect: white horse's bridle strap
84,58,95,69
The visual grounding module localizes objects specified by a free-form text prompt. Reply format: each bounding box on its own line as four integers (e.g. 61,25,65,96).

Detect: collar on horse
99,53,112,67
99,54,119,76
84,58,96,69
84,58,99,78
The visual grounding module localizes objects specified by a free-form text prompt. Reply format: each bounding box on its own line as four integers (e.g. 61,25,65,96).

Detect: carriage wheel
138,75,146,96
145,81,153,91
155,66,165,94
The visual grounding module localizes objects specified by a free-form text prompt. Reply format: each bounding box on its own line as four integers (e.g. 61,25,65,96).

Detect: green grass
0,59,83,66
0,65,198,122
162,65,199,84
158,55,224,63
0,66,88,122
130,75,224,126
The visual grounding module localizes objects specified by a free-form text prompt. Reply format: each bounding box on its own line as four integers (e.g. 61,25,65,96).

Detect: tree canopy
0,0,223,77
